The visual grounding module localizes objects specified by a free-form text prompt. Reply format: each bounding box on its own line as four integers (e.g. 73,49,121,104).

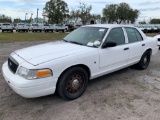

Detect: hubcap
66,73,84,94
144,57,147,64
72,79,80,90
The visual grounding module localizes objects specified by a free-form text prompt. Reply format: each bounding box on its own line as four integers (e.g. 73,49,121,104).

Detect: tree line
44,0,140,24
1,0,160,24
0,15,12,23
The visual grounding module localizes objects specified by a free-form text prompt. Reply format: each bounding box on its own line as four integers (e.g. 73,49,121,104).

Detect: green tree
70,9,80,23
44,0,69,24
103,4,118,23
13,18,22,24
0,14,12,23
103,2,139,24
150,19,160,24
139,21,146,24
78,3,92,25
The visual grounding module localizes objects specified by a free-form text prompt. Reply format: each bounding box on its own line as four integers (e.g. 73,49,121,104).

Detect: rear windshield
32,24,38,26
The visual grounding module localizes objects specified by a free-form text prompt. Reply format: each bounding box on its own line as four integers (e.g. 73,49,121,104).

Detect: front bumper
2,62,58,98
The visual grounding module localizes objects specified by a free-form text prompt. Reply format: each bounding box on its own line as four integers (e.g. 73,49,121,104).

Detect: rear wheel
137,51,151,70
57,67,88,100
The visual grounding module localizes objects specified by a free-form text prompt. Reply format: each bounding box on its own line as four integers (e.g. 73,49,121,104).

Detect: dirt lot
0,41,160,120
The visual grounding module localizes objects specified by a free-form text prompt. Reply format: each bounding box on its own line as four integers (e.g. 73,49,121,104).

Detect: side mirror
102,41,117,48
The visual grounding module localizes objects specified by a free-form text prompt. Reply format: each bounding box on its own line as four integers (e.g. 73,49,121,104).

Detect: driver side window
106,27,125,45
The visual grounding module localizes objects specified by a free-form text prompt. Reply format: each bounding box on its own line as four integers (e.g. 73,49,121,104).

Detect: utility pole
25,13,28,24
30,13,33,24
37,8,39,24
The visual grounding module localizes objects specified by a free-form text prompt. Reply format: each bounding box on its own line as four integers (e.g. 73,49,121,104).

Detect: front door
99,27,129,73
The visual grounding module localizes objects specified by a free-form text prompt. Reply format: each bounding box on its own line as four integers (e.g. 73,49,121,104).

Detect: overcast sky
0,0,160,22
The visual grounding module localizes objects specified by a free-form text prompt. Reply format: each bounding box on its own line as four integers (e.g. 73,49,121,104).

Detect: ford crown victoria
153,34,160,48
2,24,158,100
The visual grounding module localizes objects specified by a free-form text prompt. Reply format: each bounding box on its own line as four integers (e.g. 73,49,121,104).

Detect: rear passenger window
125,27,143,43
134,29,143,41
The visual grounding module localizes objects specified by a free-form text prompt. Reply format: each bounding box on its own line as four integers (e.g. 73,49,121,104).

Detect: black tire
137,51,151,70
57,67,88,100
2,30,4,33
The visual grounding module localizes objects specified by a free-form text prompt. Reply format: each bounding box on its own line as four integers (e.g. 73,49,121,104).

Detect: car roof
83,24,134,28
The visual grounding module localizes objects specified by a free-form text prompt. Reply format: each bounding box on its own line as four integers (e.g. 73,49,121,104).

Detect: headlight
17,67,52,80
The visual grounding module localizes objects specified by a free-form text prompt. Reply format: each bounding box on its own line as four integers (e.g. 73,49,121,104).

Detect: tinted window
2,24,10,26
18,24,24,26
134,29,143,41
106,27,125,45
125,27,143,43
32,24,38,26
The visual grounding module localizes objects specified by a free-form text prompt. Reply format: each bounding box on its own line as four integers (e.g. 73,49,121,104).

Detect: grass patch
145,33,159,37
0,32,68,43
0,32,159,43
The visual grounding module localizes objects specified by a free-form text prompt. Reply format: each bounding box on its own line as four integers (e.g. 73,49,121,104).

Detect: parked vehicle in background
137,26,144,32
26,24,33,32
1,23,13,33
54,24,68,32
16,23,29,32
43,24,54,32
65,24,75,32
153,34,160,48
2,24,158,100
0,23,2,29
74,24,82,29
32,24,43,32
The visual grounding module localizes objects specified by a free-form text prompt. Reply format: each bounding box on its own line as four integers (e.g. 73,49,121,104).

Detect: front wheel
137,51,151,70
57,67,88,100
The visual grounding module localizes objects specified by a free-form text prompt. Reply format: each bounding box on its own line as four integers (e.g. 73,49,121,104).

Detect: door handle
142,44,145,46
124,48,129,51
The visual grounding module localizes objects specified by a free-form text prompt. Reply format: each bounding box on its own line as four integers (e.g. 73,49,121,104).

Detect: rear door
124,27,145,64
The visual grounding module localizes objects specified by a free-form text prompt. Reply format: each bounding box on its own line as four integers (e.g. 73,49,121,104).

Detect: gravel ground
0,41,160,120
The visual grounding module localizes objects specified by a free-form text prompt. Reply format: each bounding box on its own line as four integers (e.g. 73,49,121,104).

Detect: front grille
8,57,19,74
158,38,160,42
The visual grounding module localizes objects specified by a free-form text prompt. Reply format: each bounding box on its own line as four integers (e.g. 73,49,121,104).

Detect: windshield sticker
99,29,105,32
87,42,94,46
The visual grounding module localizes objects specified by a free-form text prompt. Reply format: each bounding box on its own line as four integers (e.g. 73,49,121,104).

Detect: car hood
15,41,90,66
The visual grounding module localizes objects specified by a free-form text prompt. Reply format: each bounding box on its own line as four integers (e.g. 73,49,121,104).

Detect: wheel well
146,48,152,55
56,64,91,88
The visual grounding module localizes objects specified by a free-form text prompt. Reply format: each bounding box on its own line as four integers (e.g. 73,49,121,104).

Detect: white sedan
153,34,160,48
2,24,158,100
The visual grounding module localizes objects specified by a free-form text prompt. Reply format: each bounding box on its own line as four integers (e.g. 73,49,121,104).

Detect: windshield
18,24,24,25
63,27,108,47
2,24,10,26
32,24,38,26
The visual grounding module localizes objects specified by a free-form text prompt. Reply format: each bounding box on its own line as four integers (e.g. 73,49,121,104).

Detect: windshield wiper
62,39,69,42
68,41,84,45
